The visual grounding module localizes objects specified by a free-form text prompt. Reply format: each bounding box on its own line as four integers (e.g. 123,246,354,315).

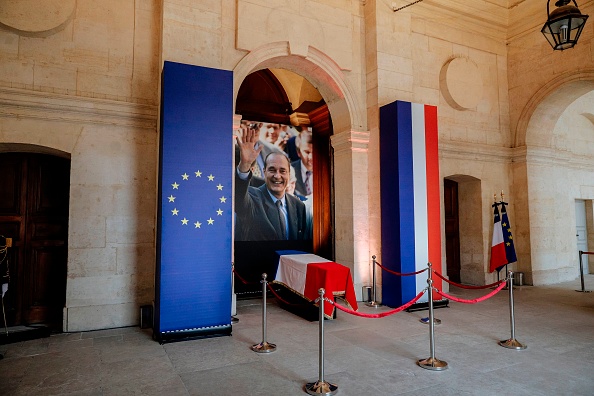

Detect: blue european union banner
156,61,233,341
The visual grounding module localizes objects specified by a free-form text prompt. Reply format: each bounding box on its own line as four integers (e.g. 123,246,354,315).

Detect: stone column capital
330,130,370,154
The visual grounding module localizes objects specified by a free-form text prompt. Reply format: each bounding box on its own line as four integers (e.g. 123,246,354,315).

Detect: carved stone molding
0,87,158,129
331,130,370,155
440,141,511,163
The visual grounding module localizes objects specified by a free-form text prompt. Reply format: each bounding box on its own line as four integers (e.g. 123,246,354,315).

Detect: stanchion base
365,301,382,308
498,338,527,350
417,357,448,371
304,380,338,395
231,316,239,324
419,317,441,325
251,341,277,353
575,290,592,293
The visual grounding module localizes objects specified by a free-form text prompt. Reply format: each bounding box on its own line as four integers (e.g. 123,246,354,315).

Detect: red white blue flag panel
156,61,233,341
380,101,442,307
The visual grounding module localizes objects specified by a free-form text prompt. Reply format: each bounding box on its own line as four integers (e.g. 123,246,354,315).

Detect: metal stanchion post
417,278,448,370
231,263,239,324
420,262,441,325
305,288,338,395
499,270,527,350
251,273,276,353
576,251,592,293
366,255,382,307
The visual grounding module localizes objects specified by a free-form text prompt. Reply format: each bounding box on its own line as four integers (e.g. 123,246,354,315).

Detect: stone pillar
331,130,370,300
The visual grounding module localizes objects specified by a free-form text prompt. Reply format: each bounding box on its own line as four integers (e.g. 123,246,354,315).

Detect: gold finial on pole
501,190,505,202
494,193,497,203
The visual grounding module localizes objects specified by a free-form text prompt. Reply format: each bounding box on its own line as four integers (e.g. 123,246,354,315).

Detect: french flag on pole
490,202,517,273
490,204,507,272
380,101,442,307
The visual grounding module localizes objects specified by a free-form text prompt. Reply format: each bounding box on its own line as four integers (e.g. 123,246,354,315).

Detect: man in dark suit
291,128,313,198
235,126,307,241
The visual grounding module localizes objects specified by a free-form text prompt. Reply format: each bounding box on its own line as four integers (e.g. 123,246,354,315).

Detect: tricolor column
379,101,442,307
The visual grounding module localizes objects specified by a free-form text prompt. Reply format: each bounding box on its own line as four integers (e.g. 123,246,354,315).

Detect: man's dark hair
264,152,290,169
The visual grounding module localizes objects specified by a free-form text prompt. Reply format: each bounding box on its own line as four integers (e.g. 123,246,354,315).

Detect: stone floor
1,275,594,395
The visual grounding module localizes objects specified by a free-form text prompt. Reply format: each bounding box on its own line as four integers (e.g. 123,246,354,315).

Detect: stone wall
0,0,160,331
0,0,592,330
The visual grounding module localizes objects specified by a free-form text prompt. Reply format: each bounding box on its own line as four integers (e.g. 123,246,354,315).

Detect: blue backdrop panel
380,101,417,307
156,61,233,342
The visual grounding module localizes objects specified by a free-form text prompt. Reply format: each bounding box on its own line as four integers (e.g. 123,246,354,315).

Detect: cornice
413,0,508,41
0,87,158,129
331,130,370,154
441,141,594,171
440,141,512,163
512,145,594,171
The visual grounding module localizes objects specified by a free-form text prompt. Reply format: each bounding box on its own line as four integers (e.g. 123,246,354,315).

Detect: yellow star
207,217,214,225
502,222,507,227
172,182,179,189
194,221,202,228
172,208,179,216
217,209,223,216
220,196,227,203
217,184,223,190
168,195,175,202
508,229,512,233
195,170,202,177
208,174,215,181
181,218,189,225
506,242,511,246
508,235,513,240
182,173,189,180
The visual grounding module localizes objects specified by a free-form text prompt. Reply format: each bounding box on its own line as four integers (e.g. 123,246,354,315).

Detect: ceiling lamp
541,0,589,50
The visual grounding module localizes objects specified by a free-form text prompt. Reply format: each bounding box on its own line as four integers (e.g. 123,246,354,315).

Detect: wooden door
0,153,70,330
444,179,460,283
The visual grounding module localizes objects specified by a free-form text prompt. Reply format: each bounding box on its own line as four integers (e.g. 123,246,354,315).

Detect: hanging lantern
541,0,589,50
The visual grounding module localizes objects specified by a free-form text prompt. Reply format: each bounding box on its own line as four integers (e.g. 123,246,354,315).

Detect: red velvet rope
433,271,504,290
266,283,315,307
581,251,594,255
433,280,507,304
232,269,259,285
327,290,426,318
376,262,428,277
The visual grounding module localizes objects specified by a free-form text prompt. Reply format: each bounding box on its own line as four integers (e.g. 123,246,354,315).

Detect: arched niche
515,70,594,148
232,42,370,294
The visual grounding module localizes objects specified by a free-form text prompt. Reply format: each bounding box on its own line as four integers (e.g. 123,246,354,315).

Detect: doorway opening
444,175,483,285
575,199,593,274
0,152,70,331
233,68,334,295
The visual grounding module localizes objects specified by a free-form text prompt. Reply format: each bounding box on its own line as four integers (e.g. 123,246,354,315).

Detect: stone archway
514,70,594,148
514,79,594,285
232,42,371,297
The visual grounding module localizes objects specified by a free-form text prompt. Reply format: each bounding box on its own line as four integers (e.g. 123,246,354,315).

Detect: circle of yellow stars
167,169,228,230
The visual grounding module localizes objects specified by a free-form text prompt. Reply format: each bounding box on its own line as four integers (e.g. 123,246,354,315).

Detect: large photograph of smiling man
234,122,312,241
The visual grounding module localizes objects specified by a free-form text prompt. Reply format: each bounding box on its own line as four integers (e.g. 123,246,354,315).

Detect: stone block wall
0,0,160,331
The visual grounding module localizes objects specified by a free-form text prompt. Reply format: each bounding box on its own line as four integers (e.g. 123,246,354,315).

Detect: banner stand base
405,299,449,312
154,324,232,344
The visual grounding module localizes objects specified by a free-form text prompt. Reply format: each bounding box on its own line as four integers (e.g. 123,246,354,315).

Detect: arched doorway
232,68,334,295
232,43,369,298
515,81,594,284
0,151,70,331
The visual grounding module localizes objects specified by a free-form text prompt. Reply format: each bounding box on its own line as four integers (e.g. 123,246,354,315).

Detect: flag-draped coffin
156,61,233,342
380,101,442,307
